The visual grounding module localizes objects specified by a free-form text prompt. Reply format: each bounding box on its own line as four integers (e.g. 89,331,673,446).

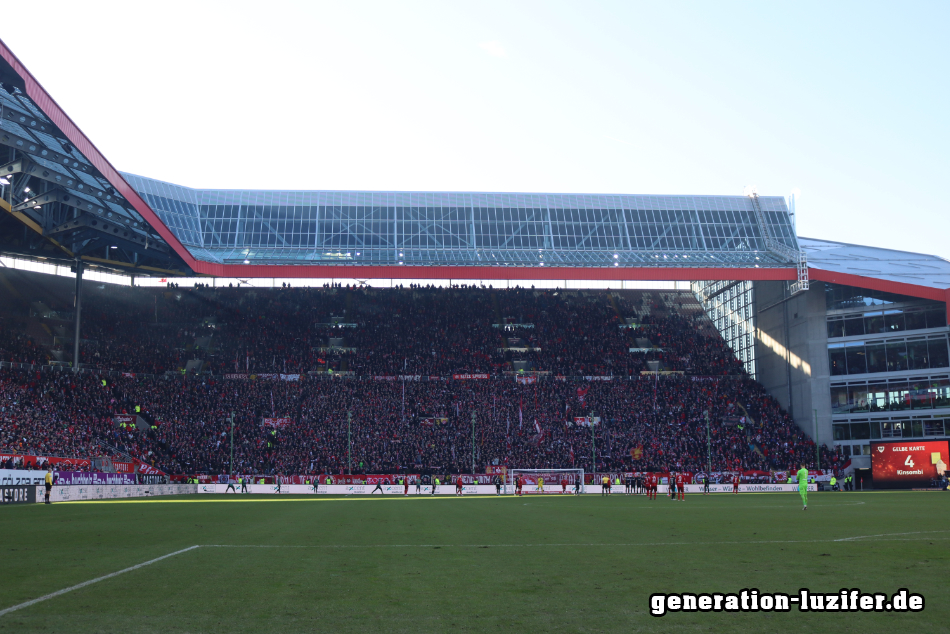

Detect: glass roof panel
119,174,800,268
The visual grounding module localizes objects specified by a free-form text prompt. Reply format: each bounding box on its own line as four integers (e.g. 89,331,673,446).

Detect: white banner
38,483,198,502
192,483,818,496
660,483,816,494
1,469,48,486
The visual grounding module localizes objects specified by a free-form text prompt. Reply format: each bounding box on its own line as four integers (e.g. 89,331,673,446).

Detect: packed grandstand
0,269,838,481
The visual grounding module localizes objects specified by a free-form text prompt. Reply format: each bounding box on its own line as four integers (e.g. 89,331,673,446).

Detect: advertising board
871,440,949,488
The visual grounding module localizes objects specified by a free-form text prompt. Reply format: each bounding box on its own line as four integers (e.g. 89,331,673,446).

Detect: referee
44,467,54,504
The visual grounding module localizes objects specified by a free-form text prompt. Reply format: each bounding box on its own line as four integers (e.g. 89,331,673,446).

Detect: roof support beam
0,155,122,204
0,123,85,172
46,212,171,256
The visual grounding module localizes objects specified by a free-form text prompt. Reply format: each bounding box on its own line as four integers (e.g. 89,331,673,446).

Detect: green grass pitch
1,491,947,633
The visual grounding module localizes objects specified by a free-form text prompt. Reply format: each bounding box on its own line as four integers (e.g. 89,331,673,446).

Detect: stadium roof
122,171,800,269
0,37,799,283
0,37,947,311
803,237,950,304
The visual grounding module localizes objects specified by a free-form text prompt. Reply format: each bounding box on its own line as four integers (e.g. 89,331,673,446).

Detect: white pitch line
5,528,947,616
834,530,949,542
0,545,200,618
203,531,950,549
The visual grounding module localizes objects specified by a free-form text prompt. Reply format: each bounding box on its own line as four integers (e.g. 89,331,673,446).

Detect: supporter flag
630,445,643,461
518,404,523,430
530,420,544,446
262,418,293,428
569,445,575,464
577,386,588,405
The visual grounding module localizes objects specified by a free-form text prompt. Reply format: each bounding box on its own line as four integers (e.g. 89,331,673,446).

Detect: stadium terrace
0,36,948,489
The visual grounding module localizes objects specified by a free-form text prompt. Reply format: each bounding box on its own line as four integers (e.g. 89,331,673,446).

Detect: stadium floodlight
23,186,30,193
243,259,249,264
0,177,9,185
110,246,117,249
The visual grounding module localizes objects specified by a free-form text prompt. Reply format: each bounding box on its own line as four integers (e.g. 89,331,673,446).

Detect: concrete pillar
753,281,832,450
72,260,83,371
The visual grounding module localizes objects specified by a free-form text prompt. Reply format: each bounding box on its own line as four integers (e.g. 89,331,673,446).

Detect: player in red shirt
561,478,567,494
647,473,656,500
456,475,464,496
404,478,409,496
515,475,523,496
733,472,741,494
675,472,685,501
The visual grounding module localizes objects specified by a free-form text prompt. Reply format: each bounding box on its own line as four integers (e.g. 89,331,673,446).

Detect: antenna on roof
789,188,800,232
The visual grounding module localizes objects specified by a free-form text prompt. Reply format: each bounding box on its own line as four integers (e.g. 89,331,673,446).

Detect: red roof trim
189,262,797,282
809,268,946,302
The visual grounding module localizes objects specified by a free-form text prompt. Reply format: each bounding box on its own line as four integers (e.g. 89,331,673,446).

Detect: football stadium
1,32,949,633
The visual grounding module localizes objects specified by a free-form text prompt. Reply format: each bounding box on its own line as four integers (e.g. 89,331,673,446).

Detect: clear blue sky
3,1,947,258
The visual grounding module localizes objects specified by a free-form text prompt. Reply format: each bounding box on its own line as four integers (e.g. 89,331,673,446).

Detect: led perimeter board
871,440,949,489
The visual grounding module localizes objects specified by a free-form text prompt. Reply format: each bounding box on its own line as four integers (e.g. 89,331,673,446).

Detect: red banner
572,416,600,426
0,454,91,469
134,459,165,475
262,418,293,428
453,373,489,380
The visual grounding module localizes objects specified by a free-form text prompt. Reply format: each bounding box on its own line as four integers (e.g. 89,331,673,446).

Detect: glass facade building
824,283,950,456
692,279,757,377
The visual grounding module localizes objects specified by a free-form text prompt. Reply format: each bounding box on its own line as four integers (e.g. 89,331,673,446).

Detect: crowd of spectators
0,282,838,477
0,319,48,364
10,284,743,378
0,367,836,476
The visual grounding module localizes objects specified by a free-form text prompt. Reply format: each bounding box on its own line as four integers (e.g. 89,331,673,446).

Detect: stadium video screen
871,440,949,488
